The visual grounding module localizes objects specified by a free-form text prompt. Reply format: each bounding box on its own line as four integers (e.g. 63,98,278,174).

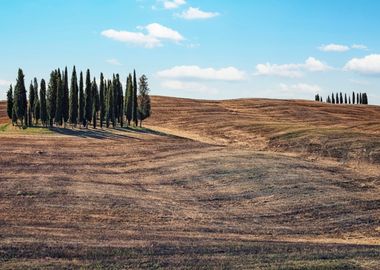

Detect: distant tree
315,94,320,102
331,93,335,104
69,66,79,127
6,85,13,120
125,74,133,126
55,70,63,126
132,70,138,126
339,92,343,104
62,67,69,126
99,73,105,128
47,70,58,126
137,75,151,127
357,93,360,104
111,76,117,128
349,96,351,104
362,93,368,105
344,93,347,104
320,96,323,102
84,69,92,127
352,91,356,104
326,95,331,103
92,78,99,129
116,74,124,127
13,68,28,126
79,71,85,127
40,79,48,127
336,93,339,104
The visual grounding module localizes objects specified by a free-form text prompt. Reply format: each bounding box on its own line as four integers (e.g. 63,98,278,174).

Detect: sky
0,0,380,104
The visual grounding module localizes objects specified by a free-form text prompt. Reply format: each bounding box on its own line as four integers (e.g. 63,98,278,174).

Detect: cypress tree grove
55,70,63,126
69,66,79,127
79,71,85,127
132,70,138,126
13,68,27,126
6,85,13,120
137,74,151,127
99,73,105,128
92,78,99,129
62,67,69,126
125,74,133,126
40,79,48,127
47,70,58,126
85,69,92,127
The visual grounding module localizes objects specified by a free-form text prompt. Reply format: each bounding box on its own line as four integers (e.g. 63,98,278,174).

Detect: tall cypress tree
339,92,343,104
92,78,99,129
137,74,151,127
62,67,69,126
6,85,13,120
69,66,79,127
40,79,48,127
106,79,114,128
132,70,138,126
84,69,92,127
55,70,63,126
79,71,85,127
352,91,356,104
331,92,335,104
28,81,35,126
357,93,360,104
13,69,27,126
33,78,39,125
47,70,58,126
99,73,105,128
344,93,347,104
116,74,123,127
125,74,133,126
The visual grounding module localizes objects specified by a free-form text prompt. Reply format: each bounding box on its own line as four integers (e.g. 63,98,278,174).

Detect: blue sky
1,0,380,104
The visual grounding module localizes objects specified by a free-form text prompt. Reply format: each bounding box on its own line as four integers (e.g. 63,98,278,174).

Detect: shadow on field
50,127,141,140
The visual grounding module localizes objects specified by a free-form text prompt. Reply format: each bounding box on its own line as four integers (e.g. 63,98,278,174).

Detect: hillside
0,97,379,268
145,96,380,164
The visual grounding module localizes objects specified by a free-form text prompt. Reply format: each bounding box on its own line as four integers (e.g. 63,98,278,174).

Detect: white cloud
161,80,218,94
279,83,321,94
352,44,368,50
106,59,123,66
255,57,330,78
178,7,219,20
145,23,184,42
0,79,12,87
157,65,245,81
163,0,186,9
319,43,350,52
101,23,183,48
344,54,380,75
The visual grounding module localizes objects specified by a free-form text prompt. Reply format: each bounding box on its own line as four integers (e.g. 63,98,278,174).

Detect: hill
0,97,379,269
145,96,380,165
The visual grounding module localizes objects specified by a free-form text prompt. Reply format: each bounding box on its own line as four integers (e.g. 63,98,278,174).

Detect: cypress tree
47,70,58,126
132,70,138,126
92,78,99,129
13,68,27,126
62,67,69,126
331,93,335,104
344,93,347,104
349,96,351,104
137,74,151,127
69,66,79,127
55,70,63,126
99,73,105,128
352,91,356,104
357,93,360,104
125,74,133,126
326,95,331,103
33,78,39,125
116,74,124,127
85,69,92,127
106,79,114,128
28,81,35,126
40,79,48,127
112,75,117,128
79,71,85,127
363,93,368,104
339,92,343,104
6,85,13,120
336,93,339,104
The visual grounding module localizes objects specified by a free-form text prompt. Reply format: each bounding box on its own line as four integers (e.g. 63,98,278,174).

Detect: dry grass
0,98,379,269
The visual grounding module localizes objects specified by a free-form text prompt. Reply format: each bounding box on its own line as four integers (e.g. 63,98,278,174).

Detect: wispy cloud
162,0,186,10
101,23,184,48
177,7,219,20
106,59,123,66
157,65,245,81
351,44,368,50
319,43,350,52
255,57,331,78
344,54,380,75
161,80,218,94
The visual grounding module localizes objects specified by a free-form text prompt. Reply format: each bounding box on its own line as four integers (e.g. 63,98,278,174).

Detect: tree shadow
115,126,186,140
50,127,141,140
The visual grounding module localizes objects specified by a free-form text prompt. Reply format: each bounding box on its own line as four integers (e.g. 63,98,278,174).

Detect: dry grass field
0,97,379,269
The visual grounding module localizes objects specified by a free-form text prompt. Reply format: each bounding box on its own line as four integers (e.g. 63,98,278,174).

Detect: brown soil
0,98,379,269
